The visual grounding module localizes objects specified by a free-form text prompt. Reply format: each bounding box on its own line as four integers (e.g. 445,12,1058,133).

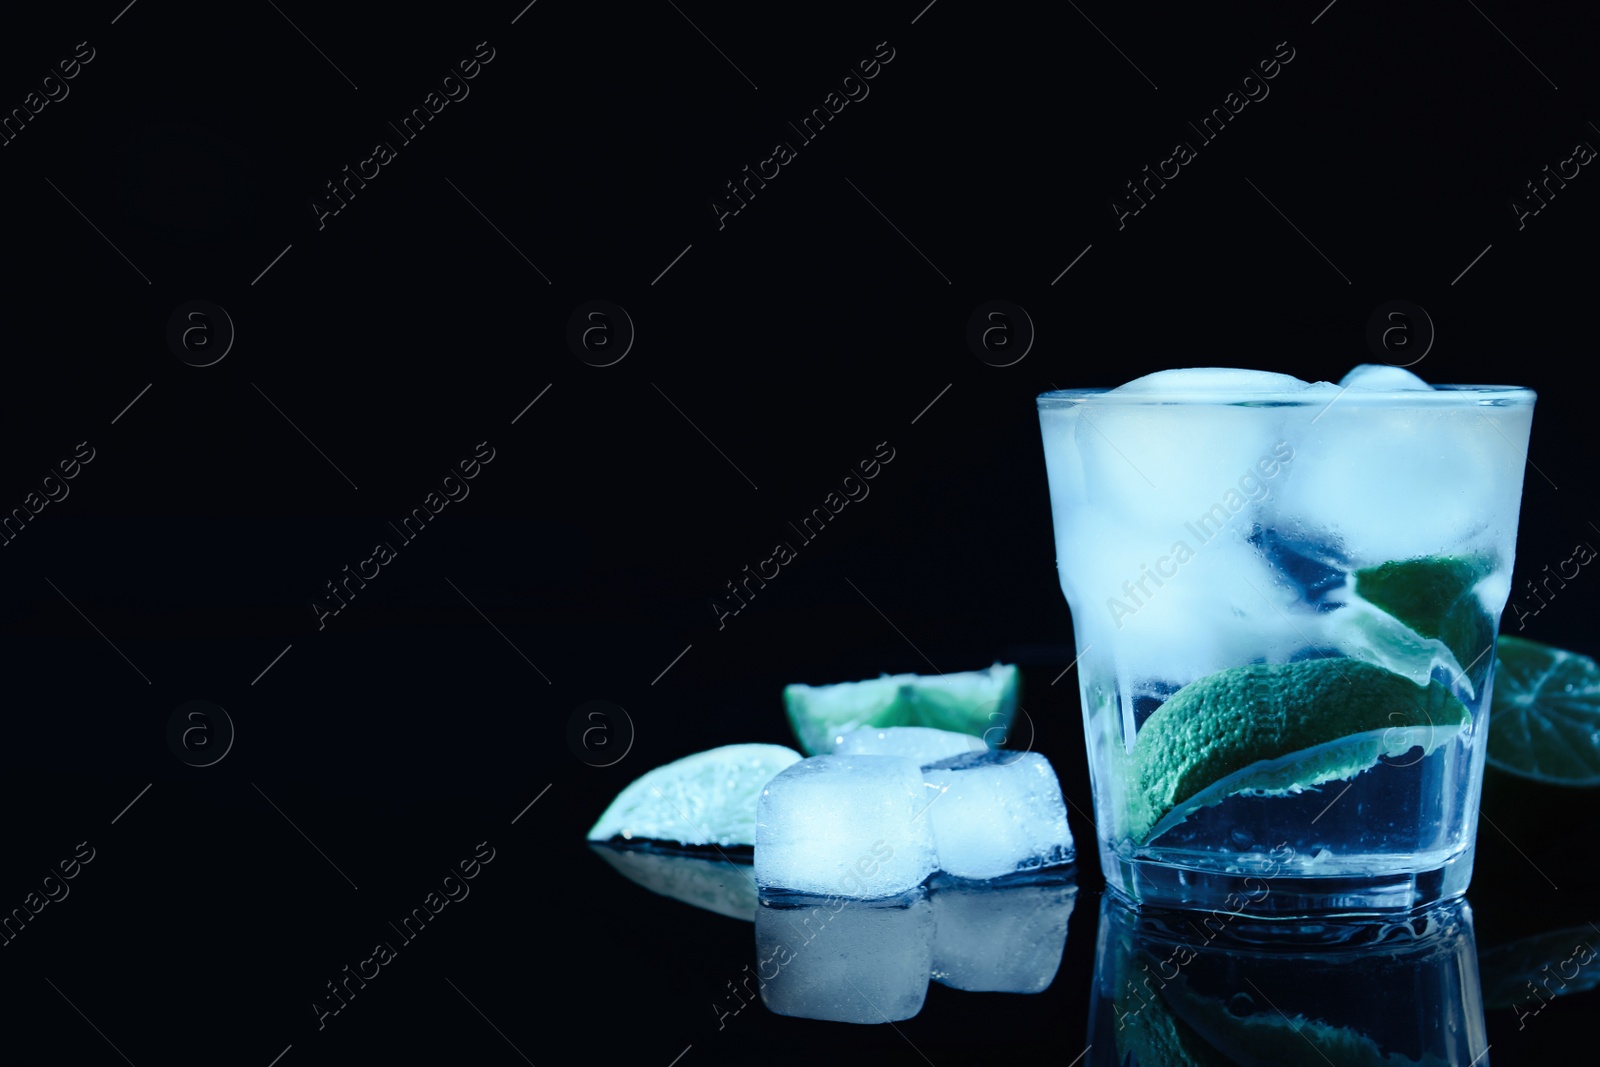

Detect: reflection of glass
1087,892,1489,1066
1037,385,1535,913
752,873,1077,1023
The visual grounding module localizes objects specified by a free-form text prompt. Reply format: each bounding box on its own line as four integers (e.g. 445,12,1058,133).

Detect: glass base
1101,843,1474,917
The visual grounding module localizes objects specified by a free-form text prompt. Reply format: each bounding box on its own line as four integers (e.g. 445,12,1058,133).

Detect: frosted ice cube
833,726,987,764
755,755,937,898
1339,363,1432,390
930,878,1075,992
1112,367,1312,395
1272,395,1529,562
753,892,934,1023
920,751,1073,880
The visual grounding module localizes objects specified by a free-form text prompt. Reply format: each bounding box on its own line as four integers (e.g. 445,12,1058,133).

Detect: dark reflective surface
1089,893,1487,1065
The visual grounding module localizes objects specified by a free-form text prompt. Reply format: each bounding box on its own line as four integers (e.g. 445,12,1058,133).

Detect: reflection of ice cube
920,752,1073,880
1339,363,1431,390
755,892,933,1023
833,726,987,764
930,878,1075,993
755,755,936,898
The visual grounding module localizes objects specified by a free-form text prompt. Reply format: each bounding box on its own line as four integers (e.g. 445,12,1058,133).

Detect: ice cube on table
1338,363,1432,390
920,751,1073,881
833,726,986,765
930,878,1076,993
755,755,937,898
754,892,933,1023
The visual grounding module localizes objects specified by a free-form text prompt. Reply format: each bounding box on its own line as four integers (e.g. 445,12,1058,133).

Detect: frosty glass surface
1038,381,1535,913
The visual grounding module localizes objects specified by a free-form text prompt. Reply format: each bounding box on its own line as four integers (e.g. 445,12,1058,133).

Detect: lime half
1488,635,1600,785
586,743,801,847
1128,659,1470,843
784,663,1019,756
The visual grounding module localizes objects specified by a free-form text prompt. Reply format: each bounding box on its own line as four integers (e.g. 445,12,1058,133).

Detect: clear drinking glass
1037,381,1535,913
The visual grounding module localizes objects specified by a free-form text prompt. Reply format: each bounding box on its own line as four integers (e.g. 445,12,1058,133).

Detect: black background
1,1,1596,1063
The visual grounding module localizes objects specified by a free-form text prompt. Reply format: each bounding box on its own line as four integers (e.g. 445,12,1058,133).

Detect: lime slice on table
1352,554,1496,692
1487,635,1600,785
586,743,801,847
783,662,1019,756
1127,659,1470,843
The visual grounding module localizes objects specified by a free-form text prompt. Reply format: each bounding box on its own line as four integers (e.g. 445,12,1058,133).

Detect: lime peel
1488,635,1600,786
586,743,802,847
1127,659,1470,843
783,663,1019,756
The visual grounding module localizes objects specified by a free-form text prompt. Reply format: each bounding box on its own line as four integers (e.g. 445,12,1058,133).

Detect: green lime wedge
586,743,801,847
1353,555,1496,692
588,844,759,921
783,663,1019,756
1487,635,1600,786
1128,659,1470,843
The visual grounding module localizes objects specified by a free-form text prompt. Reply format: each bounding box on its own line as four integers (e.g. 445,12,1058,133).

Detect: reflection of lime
1487,636,1600,785
1158,966,1454,1067
1113,953,1235,1067
1478,924,1600,1009
588,844,758,921
1128,660,1469,843
1353,555,1495,690
783,663,1018,756
586,744,801,847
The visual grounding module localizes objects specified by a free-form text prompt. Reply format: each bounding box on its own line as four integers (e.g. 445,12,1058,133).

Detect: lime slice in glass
783,663,1019,756
1487,635,1600,785
586,743,801,847
1127,659,1470,843
1352,555,1495,693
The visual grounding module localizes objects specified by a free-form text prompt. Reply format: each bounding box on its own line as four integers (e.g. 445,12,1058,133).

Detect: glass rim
1037,384,1536,408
